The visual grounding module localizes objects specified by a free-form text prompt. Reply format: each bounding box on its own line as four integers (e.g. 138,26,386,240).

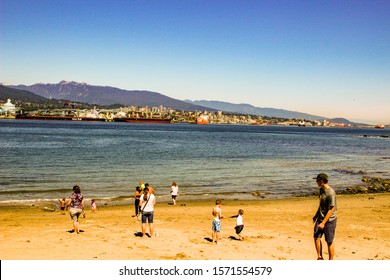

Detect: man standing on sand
312,173,337,260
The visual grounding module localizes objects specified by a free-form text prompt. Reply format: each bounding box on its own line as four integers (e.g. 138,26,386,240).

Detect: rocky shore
339,176,390,195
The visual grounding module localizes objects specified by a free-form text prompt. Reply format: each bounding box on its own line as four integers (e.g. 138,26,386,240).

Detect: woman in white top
139,187,156,237
170,181,179,205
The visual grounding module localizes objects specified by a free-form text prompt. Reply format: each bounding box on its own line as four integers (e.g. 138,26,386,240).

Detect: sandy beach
0,193,389,260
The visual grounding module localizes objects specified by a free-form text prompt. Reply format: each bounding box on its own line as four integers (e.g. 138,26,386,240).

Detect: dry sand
1,193,389,260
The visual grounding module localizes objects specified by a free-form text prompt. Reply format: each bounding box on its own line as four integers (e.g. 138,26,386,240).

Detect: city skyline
1,0,389,124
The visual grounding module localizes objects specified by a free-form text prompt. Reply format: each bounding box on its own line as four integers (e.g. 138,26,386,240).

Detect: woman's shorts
142,211,154,223
69,208,82,222
314,218,337,244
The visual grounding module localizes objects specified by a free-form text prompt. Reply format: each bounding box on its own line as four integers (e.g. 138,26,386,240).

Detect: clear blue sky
1,0,389,124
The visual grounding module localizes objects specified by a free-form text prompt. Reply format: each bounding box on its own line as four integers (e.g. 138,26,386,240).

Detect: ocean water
0,120,389,206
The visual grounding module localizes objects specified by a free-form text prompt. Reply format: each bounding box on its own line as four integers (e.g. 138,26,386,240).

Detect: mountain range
8,81,212,112
186,100,327,120
2,81,360,124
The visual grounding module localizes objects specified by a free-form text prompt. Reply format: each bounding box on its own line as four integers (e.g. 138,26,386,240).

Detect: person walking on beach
59,197,66,215
139,187,156,237
212,199,223,244
170,181,179,205
230,209,244,240
133,186,142,217
312,173,337,260
91,199,99,213
66,185,85,234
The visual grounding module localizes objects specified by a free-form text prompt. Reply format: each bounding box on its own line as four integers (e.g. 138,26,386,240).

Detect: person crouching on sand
212,199,223,244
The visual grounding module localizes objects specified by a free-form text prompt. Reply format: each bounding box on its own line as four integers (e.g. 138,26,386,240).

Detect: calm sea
0,120,389,206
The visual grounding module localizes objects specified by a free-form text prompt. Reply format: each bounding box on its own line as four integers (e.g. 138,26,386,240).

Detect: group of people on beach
211,199,245,244
210,172,337,260
132,180,179,237
62,173,337,259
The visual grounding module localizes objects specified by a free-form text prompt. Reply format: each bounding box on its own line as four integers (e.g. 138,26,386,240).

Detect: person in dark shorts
312,173,337,260
133,186,142,217
59,197,66,215
230,209,244,240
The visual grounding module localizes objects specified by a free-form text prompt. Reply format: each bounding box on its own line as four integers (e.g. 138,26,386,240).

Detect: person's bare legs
149,223,154,237
141,223,146,237
73,220,79,234
327,242,335,260
215,231,220,244
212,231,216,244
314,238,323,259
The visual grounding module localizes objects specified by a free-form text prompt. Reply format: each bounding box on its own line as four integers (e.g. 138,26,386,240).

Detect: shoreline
1,193,389,260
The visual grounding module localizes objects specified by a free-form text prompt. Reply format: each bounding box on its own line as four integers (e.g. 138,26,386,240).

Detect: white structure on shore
1,99,16,117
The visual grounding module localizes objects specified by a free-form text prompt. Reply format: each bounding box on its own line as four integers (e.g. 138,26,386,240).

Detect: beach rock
340,176,390,195
362,177,370,183
368,185,380,193
357,186,368,193
252,191,260,196
382,179,390,187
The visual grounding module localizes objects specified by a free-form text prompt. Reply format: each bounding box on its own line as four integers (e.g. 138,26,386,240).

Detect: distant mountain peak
58,80,87,86
8,81,213,111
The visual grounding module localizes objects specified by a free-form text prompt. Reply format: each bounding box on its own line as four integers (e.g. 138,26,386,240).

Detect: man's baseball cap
314,173,328,181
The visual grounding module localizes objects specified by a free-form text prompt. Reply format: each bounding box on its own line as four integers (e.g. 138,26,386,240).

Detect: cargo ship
113,117,172,124
16,113,172,123
15,113,106,122
375,124,385,129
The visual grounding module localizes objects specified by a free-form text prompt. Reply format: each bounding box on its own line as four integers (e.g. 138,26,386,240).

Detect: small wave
359,135,390,139
332,169,366,175
0,188,69,195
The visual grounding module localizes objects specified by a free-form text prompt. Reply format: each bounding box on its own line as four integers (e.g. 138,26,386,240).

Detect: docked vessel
15,107,110,121
16,114,107,121
196,115,209,124
16,113,172,123
375,124,385,129
113,117,172,124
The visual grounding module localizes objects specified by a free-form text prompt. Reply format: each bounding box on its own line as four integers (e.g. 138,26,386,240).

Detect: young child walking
59,197,66,215
211,199,223,244
91,199,99,213
230,209,244,240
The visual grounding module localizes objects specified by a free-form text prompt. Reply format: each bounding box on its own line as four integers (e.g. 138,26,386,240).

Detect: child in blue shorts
212,199,223,244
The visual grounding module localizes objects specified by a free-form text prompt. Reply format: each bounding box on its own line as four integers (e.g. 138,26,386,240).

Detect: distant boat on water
375,124,385,129
196,115,209,124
